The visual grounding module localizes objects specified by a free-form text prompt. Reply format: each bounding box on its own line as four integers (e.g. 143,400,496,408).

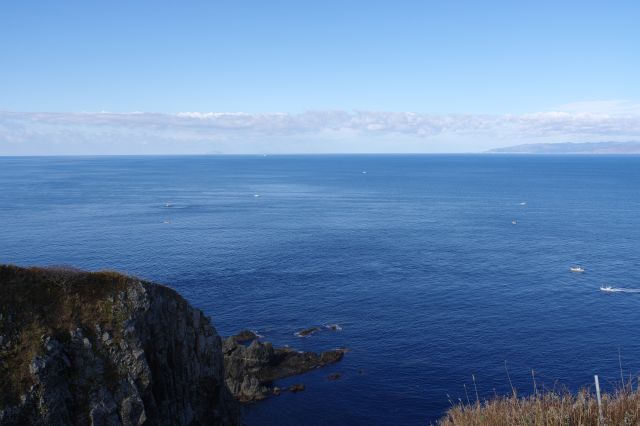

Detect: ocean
1,154,639,425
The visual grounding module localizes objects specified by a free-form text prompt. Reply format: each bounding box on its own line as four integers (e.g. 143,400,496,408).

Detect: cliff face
0,266,239,426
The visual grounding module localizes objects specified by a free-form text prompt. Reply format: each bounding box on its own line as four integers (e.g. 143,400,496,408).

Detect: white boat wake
600,286,640,293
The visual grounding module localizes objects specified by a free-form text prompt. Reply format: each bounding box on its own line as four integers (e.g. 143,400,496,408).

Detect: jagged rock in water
229,329,259,343
295,326,321,337
223,335,346,402
327,372,342,381
0,265,239,426
288,384,305,393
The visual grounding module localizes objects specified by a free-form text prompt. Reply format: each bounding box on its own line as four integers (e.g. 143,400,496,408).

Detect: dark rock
223,337,346,402
295,327,321,337
327,372,342,381
260,347,346,383
288,384,305,393
230,329,259,343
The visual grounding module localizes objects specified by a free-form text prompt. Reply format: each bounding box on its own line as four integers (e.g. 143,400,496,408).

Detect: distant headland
487,141,640,154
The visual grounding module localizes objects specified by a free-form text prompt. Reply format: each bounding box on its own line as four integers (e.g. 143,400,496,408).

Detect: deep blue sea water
1,155,640,425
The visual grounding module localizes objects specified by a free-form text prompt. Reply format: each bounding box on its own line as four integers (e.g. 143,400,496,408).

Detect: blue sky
1,0,639,154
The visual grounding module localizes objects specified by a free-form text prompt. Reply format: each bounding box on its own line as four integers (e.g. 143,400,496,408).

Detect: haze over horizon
2,0,639,154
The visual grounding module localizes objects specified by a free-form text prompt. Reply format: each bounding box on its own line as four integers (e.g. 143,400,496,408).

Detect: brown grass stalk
439,384,640,425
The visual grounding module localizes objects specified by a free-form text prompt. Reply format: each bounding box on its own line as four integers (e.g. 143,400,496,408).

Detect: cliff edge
0,265,239,425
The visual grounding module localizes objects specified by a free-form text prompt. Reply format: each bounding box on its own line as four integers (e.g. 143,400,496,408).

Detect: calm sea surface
1,155,640,425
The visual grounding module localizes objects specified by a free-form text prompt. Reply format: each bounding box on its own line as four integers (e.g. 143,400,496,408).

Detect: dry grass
439,385,640,425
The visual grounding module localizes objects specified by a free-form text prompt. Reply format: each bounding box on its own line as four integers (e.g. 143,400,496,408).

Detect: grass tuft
439,383,640,425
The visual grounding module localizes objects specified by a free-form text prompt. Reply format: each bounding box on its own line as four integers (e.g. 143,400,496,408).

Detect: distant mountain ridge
487,141,640,154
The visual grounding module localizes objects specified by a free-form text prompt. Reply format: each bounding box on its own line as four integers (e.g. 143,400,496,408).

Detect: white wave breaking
324,323,343,331
600,287,640,293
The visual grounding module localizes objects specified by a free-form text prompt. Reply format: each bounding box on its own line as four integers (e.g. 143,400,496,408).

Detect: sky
1,0,639,154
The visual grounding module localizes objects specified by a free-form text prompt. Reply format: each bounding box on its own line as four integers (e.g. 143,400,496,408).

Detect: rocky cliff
0,265,239,425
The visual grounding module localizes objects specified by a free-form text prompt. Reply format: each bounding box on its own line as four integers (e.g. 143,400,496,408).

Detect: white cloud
551,100,640,115
1,106,640,155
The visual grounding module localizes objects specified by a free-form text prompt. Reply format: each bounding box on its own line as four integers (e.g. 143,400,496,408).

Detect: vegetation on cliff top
0,265,132,407
439,384,640,425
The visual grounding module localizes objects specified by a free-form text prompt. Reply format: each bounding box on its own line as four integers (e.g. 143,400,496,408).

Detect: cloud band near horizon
1,106,640,155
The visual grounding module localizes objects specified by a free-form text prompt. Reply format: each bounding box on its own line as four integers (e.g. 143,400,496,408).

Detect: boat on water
600,286,614,292
570,266,585,273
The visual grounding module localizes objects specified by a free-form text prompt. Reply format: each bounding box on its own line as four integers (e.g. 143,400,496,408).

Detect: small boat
519,202,527,206
600,286,614,292
362,171,367,174
164,203,172,208
253,194,261,198
511,220,517,225
570,266,585,273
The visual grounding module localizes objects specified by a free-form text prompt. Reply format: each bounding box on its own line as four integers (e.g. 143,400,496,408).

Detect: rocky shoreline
223,330,346,402
0,265,345,425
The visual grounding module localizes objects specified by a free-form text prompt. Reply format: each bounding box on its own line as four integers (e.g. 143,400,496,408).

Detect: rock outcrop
0,265,348,424
0,265,239,426
295,327,321,337
223,332,346,402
